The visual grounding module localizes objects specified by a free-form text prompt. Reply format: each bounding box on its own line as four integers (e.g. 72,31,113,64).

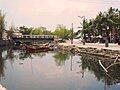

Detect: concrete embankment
58,43,120,60
0,84,7,90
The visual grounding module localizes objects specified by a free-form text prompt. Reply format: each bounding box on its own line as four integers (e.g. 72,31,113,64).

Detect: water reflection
0,46,17,80
0,46,119,90
0,46,6,80
18,50,46,60
79,54,120,89
53,52,70,66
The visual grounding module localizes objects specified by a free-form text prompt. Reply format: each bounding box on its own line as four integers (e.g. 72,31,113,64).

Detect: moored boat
25,45,50,53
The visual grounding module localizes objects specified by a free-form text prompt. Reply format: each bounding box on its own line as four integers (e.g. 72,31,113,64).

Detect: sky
0,0,120,31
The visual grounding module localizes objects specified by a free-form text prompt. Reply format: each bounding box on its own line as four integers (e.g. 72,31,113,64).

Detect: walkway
60,40,120,51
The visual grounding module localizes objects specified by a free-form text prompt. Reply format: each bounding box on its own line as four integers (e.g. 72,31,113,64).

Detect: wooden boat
25,45,50,53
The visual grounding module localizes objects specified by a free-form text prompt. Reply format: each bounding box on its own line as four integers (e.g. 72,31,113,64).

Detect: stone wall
58,44,120,60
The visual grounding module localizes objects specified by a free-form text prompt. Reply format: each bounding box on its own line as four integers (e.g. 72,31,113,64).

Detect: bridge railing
12,35,54,39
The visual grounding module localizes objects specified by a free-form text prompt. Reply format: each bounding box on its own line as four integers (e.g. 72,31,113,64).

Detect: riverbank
0,84,7,90
58,41,120,60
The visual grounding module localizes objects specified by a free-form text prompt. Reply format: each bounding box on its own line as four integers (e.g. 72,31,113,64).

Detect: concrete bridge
12,35,55,44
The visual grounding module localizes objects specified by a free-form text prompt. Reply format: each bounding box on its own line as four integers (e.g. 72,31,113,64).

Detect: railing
12,35,54,39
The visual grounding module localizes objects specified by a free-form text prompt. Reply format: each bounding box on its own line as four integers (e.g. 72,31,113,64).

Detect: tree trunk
82,39,85,45
105,30,109,47
82,36,85,45
105,38,109,47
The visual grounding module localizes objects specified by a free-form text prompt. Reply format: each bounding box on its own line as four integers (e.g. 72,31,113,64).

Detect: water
0,46,120,90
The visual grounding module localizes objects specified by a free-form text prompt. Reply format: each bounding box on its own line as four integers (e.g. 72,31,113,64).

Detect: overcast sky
0,0,120,31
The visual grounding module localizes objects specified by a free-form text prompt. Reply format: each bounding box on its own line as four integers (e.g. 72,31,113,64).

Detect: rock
57,44,120,60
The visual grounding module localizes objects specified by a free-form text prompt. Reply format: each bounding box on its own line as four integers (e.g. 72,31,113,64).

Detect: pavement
59,40,120,51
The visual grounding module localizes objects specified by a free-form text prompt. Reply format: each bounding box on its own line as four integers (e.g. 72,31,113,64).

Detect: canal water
0,46,120,90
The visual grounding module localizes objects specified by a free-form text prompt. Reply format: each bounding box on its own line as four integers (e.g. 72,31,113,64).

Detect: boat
25,45,50,53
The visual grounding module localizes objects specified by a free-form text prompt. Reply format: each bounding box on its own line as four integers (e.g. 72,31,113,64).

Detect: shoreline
58,42,120,60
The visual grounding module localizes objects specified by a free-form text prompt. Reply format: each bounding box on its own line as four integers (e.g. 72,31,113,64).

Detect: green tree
30,27,43,35
53,24,71,39
19,26,33,35
30,26,51,35
0,11,5,40
79,7,120,46
42,30,51,35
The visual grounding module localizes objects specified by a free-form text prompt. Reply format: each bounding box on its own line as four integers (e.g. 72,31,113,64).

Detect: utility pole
71,23,73,44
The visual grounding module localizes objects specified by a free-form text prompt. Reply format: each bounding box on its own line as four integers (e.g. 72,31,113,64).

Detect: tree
42,30,51,35
0,11,5,40
53,24,71,39
30,26,51,35
30,27,43,35
19,26,33,35
80,18,90,44
78,7,120,46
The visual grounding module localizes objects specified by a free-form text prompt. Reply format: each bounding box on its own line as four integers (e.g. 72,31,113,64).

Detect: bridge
12,35,55,44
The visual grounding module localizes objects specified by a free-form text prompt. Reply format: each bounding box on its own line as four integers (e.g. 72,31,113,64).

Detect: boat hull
25,45,50,53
